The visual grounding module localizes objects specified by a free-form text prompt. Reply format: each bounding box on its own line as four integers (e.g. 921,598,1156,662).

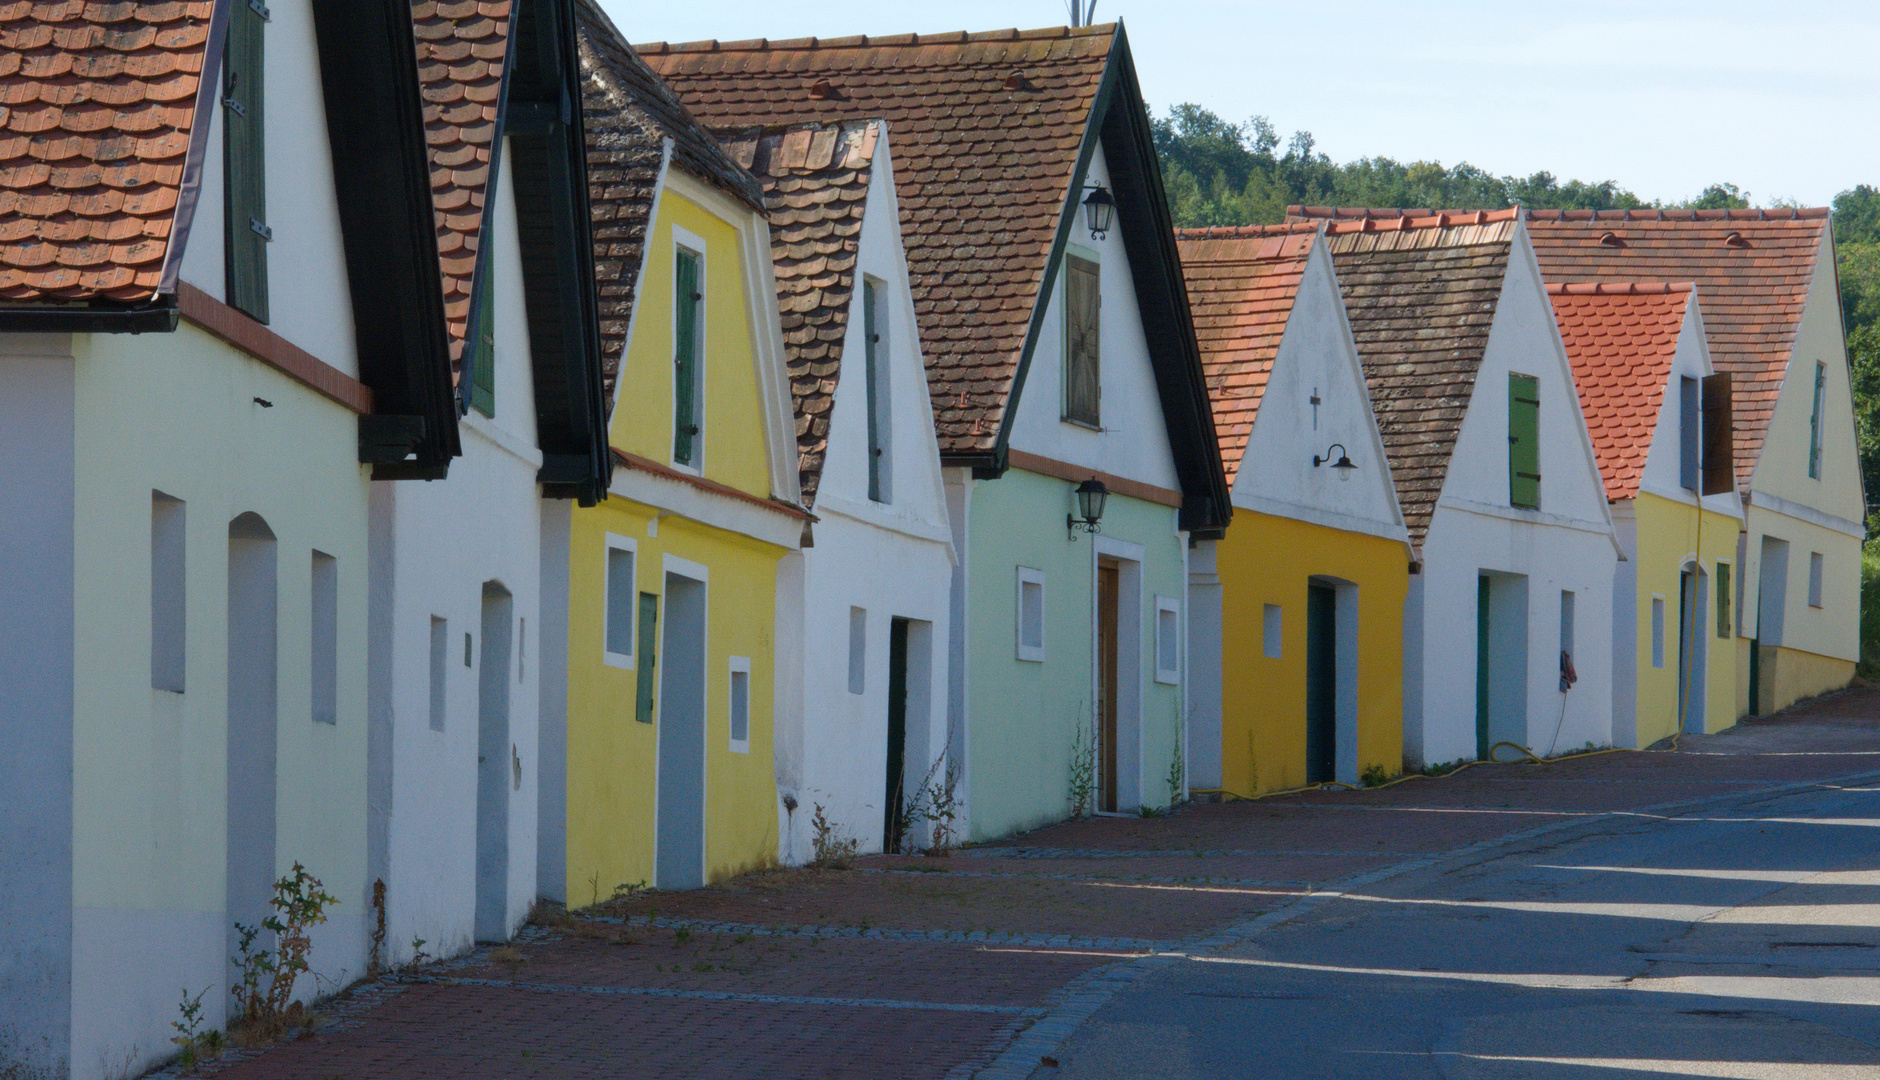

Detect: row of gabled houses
0,3,1859,1076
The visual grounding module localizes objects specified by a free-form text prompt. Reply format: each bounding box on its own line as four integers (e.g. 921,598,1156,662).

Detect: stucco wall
563,499,785,904
1215,513,1407,795
1626,496,1742,746
781,146,955,864
962,471,1186,841
1004,144,1181,493
68,323,371,1078
372,147,545,963
1407,230,1619,765
175,0,360,377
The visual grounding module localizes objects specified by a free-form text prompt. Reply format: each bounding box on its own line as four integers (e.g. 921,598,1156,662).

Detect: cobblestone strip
415,975,1048,1017
958,847,1414,860
576,914,1178,953
966,768,1880,1079
855,868,1321,889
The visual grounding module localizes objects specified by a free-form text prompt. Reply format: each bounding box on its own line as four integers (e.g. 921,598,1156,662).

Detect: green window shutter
1508,373,1541,509
1716,563,1732,639
468,287,495,417
634,592,659,725
223,0,269,322
672,249,701,466
864,278,883,502
1808,362,1825,479
1064,255,1100,426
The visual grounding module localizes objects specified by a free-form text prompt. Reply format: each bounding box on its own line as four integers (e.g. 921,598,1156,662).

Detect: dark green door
1305,585,1337,784
1476,575,1491,761
883,618,910,852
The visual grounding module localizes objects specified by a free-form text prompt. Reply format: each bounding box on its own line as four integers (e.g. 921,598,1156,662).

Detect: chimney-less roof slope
1174,223,1317,486
637,26,1116,456
1319,210,1519,546
1290,205,1831,488
573,0,766,405
0,0,215,303
718,118,881,508
413,0,510,369
1547,282,1693,502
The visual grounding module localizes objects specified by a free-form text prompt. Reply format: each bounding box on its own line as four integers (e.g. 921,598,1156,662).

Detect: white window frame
671,225,708,475
602,533,638,669
728,655,751,753
1016,566,1046,663
1154,594,1181,685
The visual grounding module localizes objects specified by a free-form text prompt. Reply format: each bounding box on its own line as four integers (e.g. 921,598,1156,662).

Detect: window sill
1060,417,1103,432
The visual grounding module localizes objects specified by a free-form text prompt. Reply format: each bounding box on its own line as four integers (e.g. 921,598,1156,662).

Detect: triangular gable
1321,210,1519,547
1549,282,1695,503
637,23,1229,533
1180,225,1408,549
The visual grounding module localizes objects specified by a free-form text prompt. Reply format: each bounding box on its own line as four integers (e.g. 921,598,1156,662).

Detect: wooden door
1475,575,1491,761
1098,561,1120,813
884,618,909,853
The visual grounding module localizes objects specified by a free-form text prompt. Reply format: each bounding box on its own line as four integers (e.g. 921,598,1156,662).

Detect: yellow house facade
546,12,804,903
1179,226,1412,796
1552,283,1743,748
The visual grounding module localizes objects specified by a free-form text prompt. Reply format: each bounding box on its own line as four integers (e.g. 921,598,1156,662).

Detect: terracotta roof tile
1289,205,1830,487
637,25,1116,456
1320,217,1517,547
574,0,766,408
0,0,213,303
1546,282,1693,501
412,0,510,369
719,118,879,508
1174,222,1317,486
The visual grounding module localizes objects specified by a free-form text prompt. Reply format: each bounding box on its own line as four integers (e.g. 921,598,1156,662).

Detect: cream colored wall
1747,243,1863,523
607,184,772,500
69,324,370,1070
1743,505,1861,667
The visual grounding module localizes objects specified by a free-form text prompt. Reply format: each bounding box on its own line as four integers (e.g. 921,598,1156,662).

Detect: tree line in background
1151,104,1880,516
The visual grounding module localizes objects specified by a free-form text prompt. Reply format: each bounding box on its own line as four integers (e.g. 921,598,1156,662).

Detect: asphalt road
1042,778,1880,1079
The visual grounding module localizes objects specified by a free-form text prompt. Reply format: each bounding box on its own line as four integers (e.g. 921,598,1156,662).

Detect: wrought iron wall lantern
1082,184,1116,240
1313,443,1357,481
1067,478,1109,539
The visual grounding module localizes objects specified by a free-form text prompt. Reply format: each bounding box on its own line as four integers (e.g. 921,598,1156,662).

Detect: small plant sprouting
1166,738,1186,808
230,863,338,1041
1136,804,1162,819
612,879,649,903
407,936,432,971
896,754,963,855
169,986,222,1070
1067,708,1096,818
809,803,860,869
674,927,693,946
1361,763,1392,788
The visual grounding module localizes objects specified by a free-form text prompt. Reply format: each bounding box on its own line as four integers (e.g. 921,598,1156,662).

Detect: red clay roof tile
637,25,1116,457
1546,282,1694,501
0,0,212,303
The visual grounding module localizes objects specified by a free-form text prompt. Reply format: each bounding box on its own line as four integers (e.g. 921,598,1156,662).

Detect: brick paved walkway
163,689,1880,1080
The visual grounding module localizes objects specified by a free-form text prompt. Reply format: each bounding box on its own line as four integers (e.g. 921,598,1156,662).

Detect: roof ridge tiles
1290,204,1830,223
1172,222,1319,241
633,22,1111,54
1545,281,1695,296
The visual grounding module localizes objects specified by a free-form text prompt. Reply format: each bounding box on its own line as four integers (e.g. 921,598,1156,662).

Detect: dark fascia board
310,0,461,476
508,0,611,506
985,22,1231,535
0,303,179,334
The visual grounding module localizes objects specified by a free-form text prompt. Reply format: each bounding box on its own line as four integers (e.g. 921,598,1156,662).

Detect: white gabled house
1317,211,1622,766
719,121,956,861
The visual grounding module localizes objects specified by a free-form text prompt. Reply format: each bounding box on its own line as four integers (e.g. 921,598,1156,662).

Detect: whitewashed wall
781,141,955,863
1007,143,1180,492
1409,229,1620,765
175,0,359,377
371,149,543,960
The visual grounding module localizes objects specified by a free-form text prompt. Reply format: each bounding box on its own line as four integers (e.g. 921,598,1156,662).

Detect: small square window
728,657,751,753
1016,567,1046,662
1154,595,1180,685
604,535,637,667
1262,604,1282,660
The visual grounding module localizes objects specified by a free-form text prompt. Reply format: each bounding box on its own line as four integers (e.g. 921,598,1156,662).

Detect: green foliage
1834,185,1880,246
1360,763,1391,788
230,863,338,1039
1151,103,1648,229
1862,535,1880,679
1849,325,1880,506
1678,182,1751,210
1839,243,1880,335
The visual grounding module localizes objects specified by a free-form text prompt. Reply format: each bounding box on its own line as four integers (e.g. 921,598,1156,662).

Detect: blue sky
599,0,1880,208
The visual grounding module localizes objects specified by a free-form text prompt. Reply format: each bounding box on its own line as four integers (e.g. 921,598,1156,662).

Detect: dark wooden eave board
310,0,459,474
